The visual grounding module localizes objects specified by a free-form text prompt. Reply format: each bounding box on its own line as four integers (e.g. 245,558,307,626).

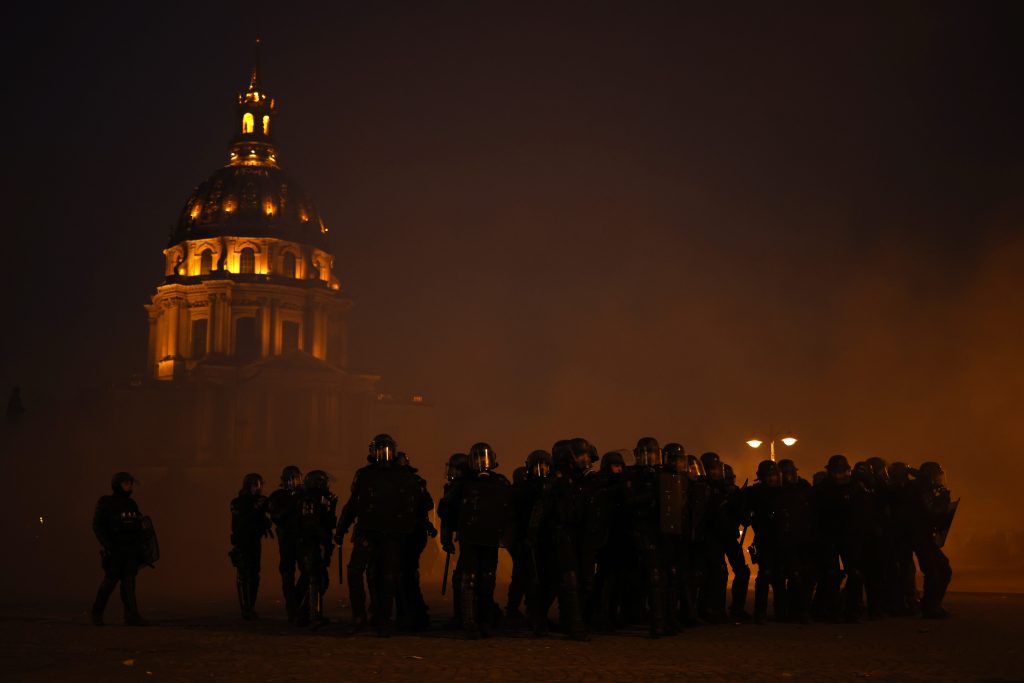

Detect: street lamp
746,435,798,461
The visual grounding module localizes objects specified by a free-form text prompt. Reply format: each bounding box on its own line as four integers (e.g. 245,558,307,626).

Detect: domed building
147,57,348,379
124,50,435,468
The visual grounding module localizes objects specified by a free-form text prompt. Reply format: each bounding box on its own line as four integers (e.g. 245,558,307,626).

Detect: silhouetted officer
625,437,673,637
337,434,427,636
230,473,271,619
777,459,815,623
813,454,866,622
722,463,752,621
746,460,786,624
507,449,550,624
438,452,469,628
90,472,148,626
530,439,593,640
268,465,303,621
446,442,513,639
912,461,955,619
395,451,436,631
296,470,337,627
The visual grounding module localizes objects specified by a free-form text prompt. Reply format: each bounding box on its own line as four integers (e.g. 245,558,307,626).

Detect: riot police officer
445,442,513,639
268,465,303,621
721,463,752,621
337,434,428,636
230,473,271,620
530,439,593,640
746,460,785,624
888,461,920,615
777,459,815,623
813,454,866,623
438,452,469,629
625,437,673,637
913,461,955,619
396,451,436,631
90,472,148,626
592,451,630,630
698,451,732,623
296,469,337,627
506,449,550,624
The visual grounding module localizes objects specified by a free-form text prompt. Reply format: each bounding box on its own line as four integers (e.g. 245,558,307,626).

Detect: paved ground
1,593,1022,683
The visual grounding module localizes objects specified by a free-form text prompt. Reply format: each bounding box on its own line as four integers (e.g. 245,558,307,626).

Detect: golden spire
248,37,262,93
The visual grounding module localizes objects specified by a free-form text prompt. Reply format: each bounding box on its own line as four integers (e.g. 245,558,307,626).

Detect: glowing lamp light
781,437,798,447
38,516,44,525
746,440,763,449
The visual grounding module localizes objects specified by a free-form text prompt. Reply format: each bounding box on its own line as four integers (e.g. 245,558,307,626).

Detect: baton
441,552,451,596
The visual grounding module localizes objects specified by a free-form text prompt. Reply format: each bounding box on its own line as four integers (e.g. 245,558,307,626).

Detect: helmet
304,470,330,490
446,453,469,481
685,454,706,481
280,465,302,488
111,472,135,491
756,459,780,485
240,472,264,494
569,438,594,473
866,457,890,485
889,461,910,485
634,437,663,467
526,450,552,479
700,452,724,480
601,450,626,473
778,458,798,485
469,442,498,472
826,454,851,473
919,461,946,487
369,433,398,463
664,443,686,467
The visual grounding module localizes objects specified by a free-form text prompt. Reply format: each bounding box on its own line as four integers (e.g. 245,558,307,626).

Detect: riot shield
354,468,420,534
933,498,960,548
659,472,686,535
457,478,514,547
140,515,160,566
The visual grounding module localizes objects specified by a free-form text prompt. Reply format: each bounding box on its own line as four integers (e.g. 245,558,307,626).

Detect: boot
91,578,117,626
753,578,769,625
647,569,666,638
461,572,479,639
237,579,252,619
249,577,260,618
121,578,148,626
445,570,464,629
280,565,298,622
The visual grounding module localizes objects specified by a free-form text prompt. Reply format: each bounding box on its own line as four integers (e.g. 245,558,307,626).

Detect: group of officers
90,433,957,640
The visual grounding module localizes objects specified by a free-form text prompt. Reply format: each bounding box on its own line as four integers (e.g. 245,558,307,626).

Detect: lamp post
745,435,798,462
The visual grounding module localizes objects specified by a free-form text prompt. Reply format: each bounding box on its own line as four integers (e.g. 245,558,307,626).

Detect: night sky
3,3,1023,515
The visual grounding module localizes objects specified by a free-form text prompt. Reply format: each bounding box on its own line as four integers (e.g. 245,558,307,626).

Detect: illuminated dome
147,42,350,382
169,44,328,249
172,164,328,248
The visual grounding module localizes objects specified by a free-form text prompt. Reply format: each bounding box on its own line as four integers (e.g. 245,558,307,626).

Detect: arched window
242,113,254,134
282,251,296,278
262,115,270,135
239,247,255,274
200,249,213,275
